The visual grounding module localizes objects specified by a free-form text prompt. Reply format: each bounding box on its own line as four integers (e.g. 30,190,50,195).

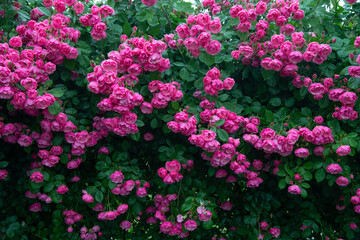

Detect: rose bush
1,0,360,239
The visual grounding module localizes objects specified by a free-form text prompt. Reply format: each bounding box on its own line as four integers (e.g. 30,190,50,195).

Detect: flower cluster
244,125,334,156
79,5,115,41
148,81,183,109
170,13,222,56
111,179,135,196
79,225,102,239
167,110,197,136
157,160,183,184
202,67,235,95
200,107,245,134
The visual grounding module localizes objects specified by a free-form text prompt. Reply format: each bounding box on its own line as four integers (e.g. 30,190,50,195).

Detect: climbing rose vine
1,0,360,239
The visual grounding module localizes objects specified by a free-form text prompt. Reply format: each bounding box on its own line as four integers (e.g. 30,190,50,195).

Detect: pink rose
184,220,198,231
141,0,157,7
336,176,349,187
29,203,42,212
288,185,302,195
73,2,84,14
326,164,342,174
57,185,69,194
349,66,360,77
269,227,281,238
30,171,44,183
9,36,22,48
110,170,124,183
208,17,221,34
0,170,8,180
165,160,181,172
336,145,351,156
120,221,132,230
294,148,309,158
206,40,221,55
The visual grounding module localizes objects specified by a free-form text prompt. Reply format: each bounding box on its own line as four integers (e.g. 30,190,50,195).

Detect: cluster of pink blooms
202,0,230,16
258,221,281,239
200,107,246,134
201,136,240,168
167,110,197,136
330,88,358,120
233,154,264,188
229,0,305,67
37,145,64,167
26,190,52,208
16,13,80,63
202,67,235,96
65,129,104,156
87,37,169,92
157,160,183,184
63,209,83,227
1,122,34,147
79,225,102,239
168,12,222,57
244,125,334,157
79,5,114,41
292,73,359,121
43,0,82,14
143,194,190,237
97,203,128,221
111,179,135,196
40,112,77,133
350,189,360,215
87,37,172,137
159,221,189,238
188,130,220,153
148,80,183,109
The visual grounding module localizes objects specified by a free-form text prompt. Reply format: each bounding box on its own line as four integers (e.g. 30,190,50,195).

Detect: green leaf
215,119,225,126
217,129,229,142
181,202,192,212
135,11,147,22
0,161,8,168
203,219,213,230
276,170,286,177
199,53,215,66
95,191,104,203
300,188,307,198
278,179,286,189
135,120,145,127
348,77,360,90
44,182,54,192
18,10,30,21
303,171,312,181
219,94,229,101
162,114,173,122
131,131,140,142
52,135,63,146
43,172,50,181
208,167,216,177
150,118,158,129
265,110,274,123
179,68,190,81
244,216,257,226
48,101,61,116
269,97,281,107
38,7,51,16
315,168,325,183
123,22,132,36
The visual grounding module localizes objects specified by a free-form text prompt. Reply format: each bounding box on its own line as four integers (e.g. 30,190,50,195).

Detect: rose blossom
336,145,351,156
